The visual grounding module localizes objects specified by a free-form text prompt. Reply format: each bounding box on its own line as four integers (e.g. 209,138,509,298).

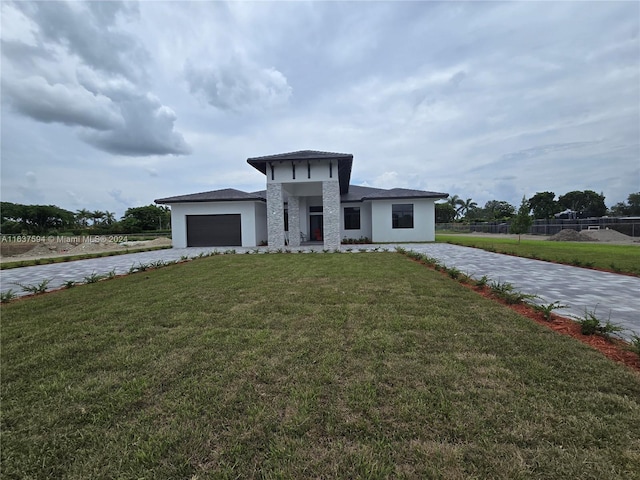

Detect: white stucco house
155,150,448,249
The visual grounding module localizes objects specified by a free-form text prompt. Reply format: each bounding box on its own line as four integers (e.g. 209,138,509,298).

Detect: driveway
2,244,638,338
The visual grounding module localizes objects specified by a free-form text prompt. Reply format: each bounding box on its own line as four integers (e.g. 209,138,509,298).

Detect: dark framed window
309,206,323,213
344,207,361,230
392,204,414,229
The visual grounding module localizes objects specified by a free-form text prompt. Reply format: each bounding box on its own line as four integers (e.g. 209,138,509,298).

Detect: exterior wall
340,202,372,241
254,202,268,246
370,198,437,243
268,160,332,184
169,201,265,248
298,196,310,239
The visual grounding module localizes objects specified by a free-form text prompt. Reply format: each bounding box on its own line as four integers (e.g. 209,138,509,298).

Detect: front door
309,215,323,241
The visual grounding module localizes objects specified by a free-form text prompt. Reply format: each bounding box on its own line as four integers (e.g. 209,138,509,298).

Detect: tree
446,195,465,219
91,210,105,227
629,192,640,215
122,205,171,231
75,209,91,228
484,200,515,221
610,192,640,216
510,196,533,243
458,198,477,219
528,192,560,219
558,190,606,218
104,211,116,225
435,202,456,223
0,203,75,234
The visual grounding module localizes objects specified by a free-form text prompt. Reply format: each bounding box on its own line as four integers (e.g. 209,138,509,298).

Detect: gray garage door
186,214,242,247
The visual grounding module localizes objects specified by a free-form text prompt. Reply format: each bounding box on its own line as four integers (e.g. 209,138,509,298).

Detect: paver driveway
1,243,638,338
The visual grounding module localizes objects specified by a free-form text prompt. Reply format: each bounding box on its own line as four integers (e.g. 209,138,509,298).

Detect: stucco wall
340,202,372,241
269,160,332,184
254,202,268,246
169,201,265,248
370,199,436,243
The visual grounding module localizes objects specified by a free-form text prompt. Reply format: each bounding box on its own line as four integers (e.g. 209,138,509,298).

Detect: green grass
437,234,640,275
0,245,172,270
2,253,639,479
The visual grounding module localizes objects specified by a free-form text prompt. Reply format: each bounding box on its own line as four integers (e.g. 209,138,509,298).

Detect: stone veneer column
288,195,300,248
267,182,285,249
322,179,341,250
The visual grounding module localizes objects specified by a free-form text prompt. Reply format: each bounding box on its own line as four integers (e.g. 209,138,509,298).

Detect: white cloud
185,57,292,113
4,75,124,130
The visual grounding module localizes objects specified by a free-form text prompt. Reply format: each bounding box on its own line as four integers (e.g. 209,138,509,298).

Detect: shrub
629,334,640,356
1,289,17,303
447,267,461,279
83,272,105,284
529,301,567,321
15,279,51,295
489,280,536,305
576,307,623,339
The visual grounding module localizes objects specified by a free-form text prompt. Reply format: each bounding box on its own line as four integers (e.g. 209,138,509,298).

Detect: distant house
155,150,447,249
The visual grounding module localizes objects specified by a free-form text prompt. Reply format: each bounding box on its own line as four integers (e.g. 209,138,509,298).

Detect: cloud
498,142,600,163
17,171,44,203
108,188,134,208
81,93,191,156
2,1,190,157
3,75,124,130
14,0,147,82
185,57,292,112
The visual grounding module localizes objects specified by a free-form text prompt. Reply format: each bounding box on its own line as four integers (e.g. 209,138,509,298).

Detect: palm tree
91,210,105,227
447,195,465,219
75,209,91,228
458,198,478,219
104,211,116,226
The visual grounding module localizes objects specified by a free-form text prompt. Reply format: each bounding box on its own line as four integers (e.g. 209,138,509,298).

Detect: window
344,207,361,230
309,206,323,213
392,204,414,229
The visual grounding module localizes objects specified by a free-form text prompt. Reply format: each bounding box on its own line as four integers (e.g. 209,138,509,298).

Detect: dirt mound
20,243,77,256
548,229,591,242
579,229,633,242
141,237,172,247
67,242,121,254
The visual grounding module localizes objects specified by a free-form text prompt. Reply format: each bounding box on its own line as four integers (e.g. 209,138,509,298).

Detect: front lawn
2,253,639,479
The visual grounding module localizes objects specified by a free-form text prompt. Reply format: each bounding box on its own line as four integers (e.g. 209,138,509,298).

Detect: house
155,150,448,249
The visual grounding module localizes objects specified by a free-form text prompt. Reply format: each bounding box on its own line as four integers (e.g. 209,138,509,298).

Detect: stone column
288,195,300,248
267,183,285,249
322,180,341,250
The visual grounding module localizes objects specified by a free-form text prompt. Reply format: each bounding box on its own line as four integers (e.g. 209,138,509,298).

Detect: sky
1,0,639,218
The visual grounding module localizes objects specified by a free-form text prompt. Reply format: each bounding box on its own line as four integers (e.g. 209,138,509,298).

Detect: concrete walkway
1,244,638,338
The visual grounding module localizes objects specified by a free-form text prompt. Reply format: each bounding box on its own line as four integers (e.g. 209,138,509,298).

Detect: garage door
186,214,242,247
